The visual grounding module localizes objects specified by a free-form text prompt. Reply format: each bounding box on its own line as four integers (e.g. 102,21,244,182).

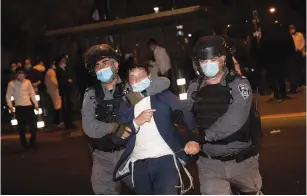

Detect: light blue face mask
200,61,220,78
96,67,114,83
132,77,151,92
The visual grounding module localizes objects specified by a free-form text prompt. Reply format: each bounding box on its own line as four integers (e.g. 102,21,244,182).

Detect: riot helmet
192,35,227,78
84,44,121,83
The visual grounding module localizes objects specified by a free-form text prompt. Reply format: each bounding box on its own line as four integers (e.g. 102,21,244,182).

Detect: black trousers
61,94,73,128
289,52,304,92
15,106,37,148
268,63,286,99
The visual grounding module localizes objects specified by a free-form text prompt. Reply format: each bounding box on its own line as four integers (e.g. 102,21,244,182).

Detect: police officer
82,44,131,194
184,35,262,194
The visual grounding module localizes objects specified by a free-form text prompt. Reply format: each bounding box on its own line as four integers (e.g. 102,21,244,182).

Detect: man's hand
134,109,156,126
121,127,132,139
32,81,41,87
9,106,15,113
68,79,73,83
184,141,200,155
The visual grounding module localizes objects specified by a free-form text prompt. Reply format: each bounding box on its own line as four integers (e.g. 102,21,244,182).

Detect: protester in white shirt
6,67,39,149
288,24,306,93
147,39,173,91
45,63,62,125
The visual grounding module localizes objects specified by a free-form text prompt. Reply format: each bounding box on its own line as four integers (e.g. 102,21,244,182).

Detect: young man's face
11,63,17,70
25,59,31,65
16,70,26,81
149,44,156,52
129,67,149,86
59,58,66,66
289,26,296,35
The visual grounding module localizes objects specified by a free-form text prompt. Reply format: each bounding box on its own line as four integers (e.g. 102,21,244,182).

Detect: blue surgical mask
200,61,219,78
96,67,114,83
132,77,151,92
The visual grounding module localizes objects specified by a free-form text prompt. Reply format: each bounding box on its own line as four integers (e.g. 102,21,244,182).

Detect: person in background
9,62,17,81
24,58,42,92
55,55,76,129
6,67,39,149
147,39,173,87
45,62,62,126
289,24,306,92
17,62,23,68
11,62,17,72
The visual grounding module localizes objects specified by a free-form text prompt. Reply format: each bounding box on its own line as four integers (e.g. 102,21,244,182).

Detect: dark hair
128,63,150,75
147,38,157,47
289,24,296,29
25,57,31,62
15,66,25,73
56,54,66,65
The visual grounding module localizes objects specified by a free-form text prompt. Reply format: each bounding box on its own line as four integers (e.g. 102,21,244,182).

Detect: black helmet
84,44,121,72
192,35,226,61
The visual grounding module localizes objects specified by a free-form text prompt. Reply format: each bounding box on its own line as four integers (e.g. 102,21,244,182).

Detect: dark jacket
112,89,199,181
55,67,72,96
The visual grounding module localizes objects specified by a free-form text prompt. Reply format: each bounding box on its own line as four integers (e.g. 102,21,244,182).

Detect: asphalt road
1,117,306,195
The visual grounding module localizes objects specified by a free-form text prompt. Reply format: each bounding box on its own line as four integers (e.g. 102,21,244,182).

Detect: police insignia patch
238,83,250,99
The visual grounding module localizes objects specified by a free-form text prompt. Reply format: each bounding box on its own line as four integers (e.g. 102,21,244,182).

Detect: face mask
200,61,220,78
25,64,32,69
17,74,25,81
96,67,114,83
132,77,151,92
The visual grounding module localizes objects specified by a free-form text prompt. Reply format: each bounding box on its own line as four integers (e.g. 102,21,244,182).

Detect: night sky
1,0,306,68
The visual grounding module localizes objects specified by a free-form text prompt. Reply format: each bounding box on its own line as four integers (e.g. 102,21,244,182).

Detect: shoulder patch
238,83,250,99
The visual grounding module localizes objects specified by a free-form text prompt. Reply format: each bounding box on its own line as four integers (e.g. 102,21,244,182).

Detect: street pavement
1,116,306,195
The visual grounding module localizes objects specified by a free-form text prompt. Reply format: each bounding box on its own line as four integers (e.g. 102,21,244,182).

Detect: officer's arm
81,89,111,137
205,78,252,141
116,100,137,133
162,90,204,143
147,77,170,96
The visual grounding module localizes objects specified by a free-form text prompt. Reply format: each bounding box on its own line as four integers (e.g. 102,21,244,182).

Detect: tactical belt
198,145,257,163
95,145,125,153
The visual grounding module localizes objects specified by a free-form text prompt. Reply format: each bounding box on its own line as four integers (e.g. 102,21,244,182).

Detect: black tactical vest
191,74,255,145
191,75,234,130
89,81,128,151
94,81,127,123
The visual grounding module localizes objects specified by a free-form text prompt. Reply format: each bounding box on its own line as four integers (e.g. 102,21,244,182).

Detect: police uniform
81,44,132,194
187,36,262,194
